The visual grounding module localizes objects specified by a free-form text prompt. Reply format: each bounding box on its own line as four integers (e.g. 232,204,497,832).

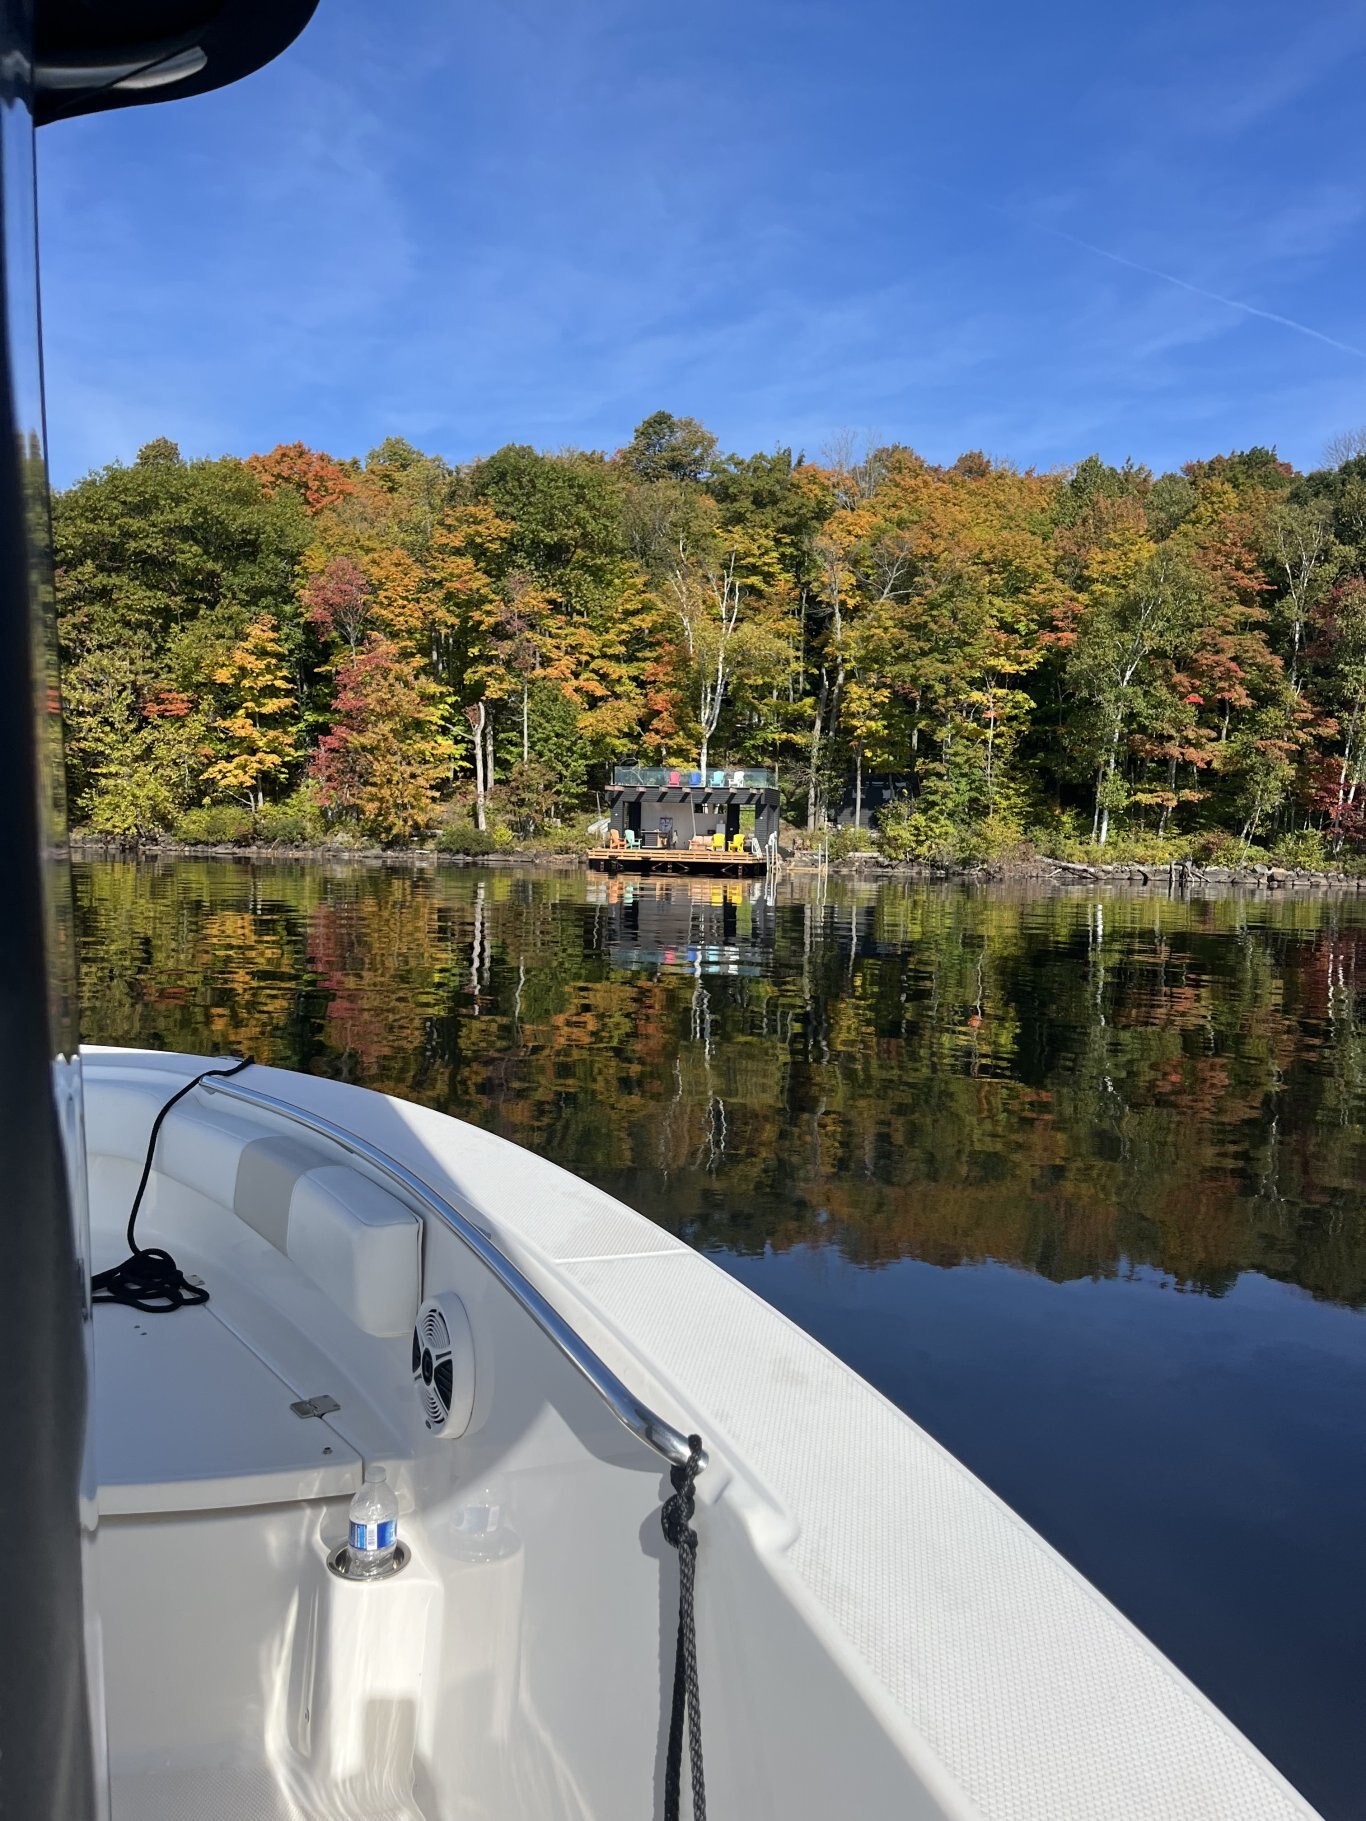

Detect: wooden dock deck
586,847,766,877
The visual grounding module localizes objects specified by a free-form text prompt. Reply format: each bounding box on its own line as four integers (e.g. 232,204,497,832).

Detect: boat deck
82,1049,1323,1821
93,1295,360,1515
586,847,766,876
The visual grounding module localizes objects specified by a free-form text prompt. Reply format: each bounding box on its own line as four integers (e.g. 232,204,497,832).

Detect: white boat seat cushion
231,1140,420,1337
284,1164,421,1339
232,1134,323,1251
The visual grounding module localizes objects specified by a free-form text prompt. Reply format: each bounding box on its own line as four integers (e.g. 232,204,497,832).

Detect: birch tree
1064,537,1204,845
1266,500,1338,691
666,526,787,775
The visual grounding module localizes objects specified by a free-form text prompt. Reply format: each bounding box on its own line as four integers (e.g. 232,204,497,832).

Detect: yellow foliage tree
204,616,298,812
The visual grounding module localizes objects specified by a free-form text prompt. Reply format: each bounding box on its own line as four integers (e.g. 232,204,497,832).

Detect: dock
586,847,766,876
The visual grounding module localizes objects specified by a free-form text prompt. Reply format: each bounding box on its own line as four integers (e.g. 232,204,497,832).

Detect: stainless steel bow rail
201,1075,707,1472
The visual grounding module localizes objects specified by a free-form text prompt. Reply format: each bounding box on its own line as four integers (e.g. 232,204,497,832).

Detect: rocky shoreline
69,836,586,869
788,851,1366,891
70,834,1366,893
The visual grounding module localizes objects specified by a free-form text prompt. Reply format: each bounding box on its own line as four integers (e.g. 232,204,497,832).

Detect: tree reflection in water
75,859,1366,1307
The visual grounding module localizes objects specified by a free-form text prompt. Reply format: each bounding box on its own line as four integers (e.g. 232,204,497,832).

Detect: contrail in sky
1038,222,1366,361
924,179,1366,361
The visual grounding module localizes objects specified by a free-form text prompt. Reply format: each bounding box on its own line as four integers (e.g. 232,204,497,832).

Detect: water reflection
590,876,775,978
75,858,1366,1308
73,858,1366,1816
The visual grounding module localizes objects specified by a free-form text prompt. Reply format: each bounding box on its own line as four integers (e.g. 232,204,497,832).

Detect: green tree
620,411,718,485
55,441,308,828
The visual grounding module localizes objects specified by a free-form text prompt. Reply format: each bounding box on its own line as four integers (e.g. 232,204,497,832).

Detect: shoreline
790,853,1366,892
68,836,1366,893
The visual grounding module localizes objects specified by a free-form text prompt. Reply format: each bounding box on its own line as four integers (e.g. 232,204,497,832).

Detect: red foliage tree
310,635,454,842
302,556,372,655
246,442,358,516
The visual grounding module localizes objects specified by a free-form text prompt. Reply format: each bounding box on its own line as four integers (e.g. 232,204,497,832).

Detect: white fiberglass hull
82,1047,1320,1821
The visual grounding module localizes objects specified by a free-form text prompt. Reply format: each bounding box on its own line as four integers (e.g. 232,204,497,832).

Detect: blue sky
35,0,1366,486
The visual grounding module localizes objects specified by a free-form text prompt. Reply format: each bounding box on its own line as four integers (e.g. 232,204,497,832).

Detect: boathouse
589,765,780,875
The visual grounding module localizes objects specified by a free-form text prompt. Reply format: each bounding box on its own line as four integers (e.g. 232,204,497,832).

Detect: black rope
90,1057,254,1314
661,1434,706,1821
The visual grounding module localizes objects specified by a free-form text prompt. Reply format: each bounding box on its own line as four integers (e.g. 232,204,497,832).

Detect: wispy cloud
1171,8,1366,139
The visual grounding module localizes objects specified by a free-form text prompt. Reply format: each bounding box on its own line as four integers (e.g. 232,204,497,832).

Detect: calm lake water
75,858,1366,1816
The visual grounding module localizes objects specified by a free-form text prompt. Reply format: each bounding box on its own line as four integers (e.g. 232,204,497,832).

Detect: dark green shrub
436,822,498,856
875,801,961,864
256,791,326,845
172,804,253,845
823,824,873,861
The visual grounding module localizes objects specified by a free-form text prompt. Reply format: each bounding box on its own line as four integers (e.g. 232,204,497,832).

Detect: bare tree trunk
485,712,495,796
1271,504,1331,695
467,702,487,831
806,671,828,829
670,542,740,781
1095,721,1122,846
1157,756,1176,836
854,745,863,829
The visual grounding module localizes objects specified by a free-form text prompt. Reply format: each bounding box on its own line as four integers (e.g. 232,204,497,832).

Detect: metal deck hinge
290,1395,341,1419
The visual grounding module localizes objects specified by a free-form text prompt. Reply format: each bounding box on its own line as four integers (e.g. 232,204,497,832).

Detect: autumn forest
53,414,1366,865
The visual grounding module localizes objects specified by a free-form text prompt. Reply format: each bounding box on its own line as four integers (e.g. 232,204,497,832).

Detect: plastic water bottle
347,1466,399,1577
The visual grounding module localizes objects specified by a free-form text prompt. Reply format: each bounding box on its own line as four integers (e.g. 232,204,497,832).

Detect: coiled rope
91,1056,254,1313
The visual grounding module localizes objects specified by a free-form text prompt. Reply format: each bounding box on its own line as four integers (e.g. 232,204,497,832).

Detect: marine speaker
412,1293,476,1437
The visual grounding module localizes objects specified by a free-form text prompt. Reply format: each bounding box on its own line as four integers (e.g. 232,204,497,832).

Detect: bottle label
350,1519,397,1554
